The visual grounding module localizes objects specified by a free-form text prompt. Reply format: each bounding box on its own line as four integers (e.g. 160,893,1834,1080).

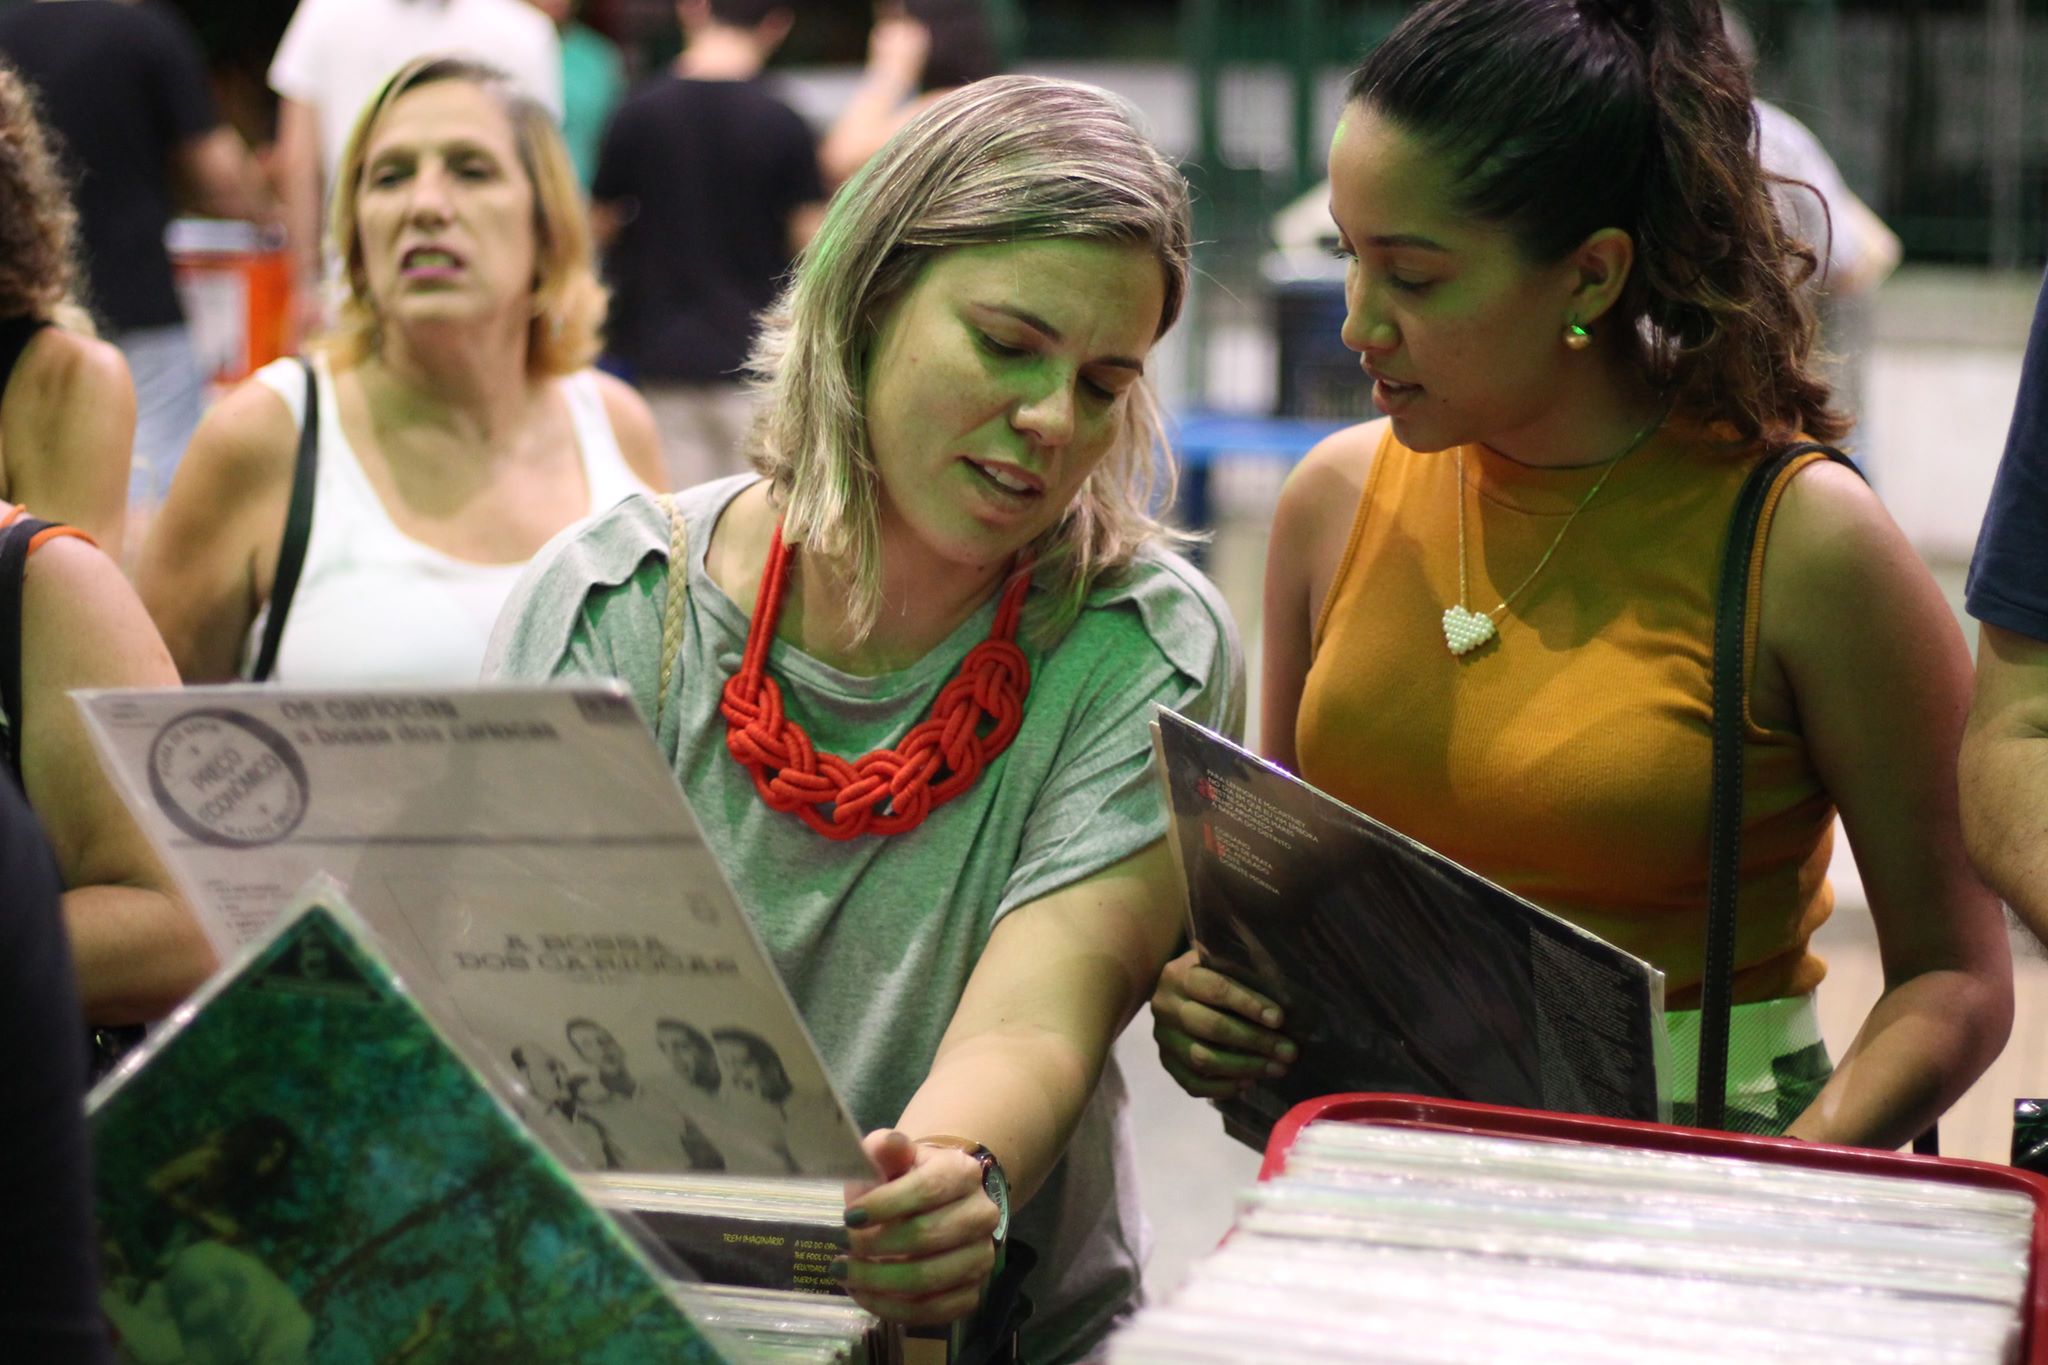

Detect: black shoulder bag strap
1699,441,1940,1152
250,357,320,682
0,514,50,781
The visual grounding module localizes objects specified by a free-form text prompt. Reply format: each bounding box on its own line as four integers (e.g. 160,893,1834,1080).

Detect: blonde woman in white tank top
138,55,662,685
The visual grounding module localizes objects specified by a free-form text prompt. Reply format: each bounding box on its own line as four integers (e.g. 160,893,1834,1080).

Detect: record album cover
1153,709,1668,1148
77,683,870,1181
90,883,730,1365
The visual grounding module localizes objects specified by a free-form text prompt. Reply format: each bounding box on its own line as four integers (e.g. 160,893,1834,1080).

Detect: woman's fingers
1178,956,1286,1032
1156,1031,1250,1099
848,1181,999,1259
837,1135,1000,1328
851,1128,918,1197
1150,951,1298,1100
845,1141,979,1229
1169,994,1295,1064
1151,953,1294,1056
847,1274,989,1329
831,1236,991,1309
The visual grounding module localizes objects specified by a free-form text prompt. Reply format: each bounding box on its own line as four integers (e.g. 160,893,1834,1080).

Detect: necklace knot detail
721,523,1034,840
1441,605,1498,656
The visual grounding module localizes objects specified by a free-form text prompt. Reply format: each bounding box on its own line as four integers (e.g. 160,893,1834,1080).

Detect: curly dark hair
1351,0,1846,447
0,59,77,321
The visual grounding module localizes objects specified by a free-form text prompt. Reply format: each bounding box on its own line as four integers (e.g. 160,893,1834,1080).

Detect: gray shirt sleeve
998,557,1246,919
482,493,668,712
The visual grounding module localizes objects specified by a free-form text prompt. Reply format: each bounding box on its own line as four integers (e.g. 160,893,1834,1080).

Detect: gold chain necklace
1442,406,1671,657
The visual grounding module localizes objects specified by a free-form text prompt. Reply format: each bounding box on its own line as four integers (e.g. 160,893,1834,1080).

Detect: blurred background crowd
0,0,2039,554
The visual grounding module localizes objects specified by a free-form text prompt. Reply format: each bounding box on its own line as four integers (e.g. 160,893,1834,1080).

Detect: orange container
169,219,294,388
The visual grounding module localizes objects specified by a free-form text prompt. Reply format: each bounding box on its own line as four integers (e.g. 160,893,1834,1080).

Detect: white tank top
243,354,648,684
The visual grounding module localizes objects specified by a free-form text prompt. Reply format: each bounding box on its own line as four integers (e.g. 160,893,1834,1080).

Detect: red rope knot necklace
719,522,1034,840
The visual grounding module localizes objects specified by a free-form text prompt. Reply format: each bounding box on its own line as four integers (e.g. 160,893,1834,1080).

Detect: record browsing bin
1263,1093,2048,1363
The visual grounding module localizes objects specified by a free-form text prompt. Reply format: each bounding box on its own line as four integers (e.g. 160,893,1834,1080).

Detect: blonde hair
322,55,605,377
749,74,1193,642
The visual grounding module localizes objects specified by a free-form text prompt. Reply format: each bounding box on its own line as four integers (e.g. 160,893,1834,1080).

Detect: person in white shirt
139,55,658,686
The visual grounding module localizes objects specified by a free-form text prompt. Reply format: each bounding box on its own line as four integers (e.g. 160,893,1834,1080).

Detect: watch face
983,1157,1011,1244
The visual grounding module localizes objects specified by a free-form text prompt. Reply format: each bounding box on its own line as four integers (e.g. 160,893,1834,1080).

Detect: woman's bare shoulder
1276,417,1387,533
589,370,664,489
22,533,179,687
181,371,302,494
11,325,128,407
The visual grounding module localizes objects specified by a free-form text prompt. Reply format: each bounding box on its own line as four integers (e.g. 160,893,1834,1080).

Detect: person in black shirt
0,774,113,1363
0,0,260,513
591,0,823,490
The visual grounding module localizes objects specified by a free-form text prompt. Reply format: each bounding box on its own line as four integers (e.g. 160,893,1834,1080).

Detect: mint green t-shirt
558,21,622,190
486,478,1244,1362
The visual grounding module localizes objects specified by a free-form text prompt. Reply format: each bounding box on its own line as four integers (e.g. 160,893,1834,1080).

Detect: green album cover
90,890,729,1365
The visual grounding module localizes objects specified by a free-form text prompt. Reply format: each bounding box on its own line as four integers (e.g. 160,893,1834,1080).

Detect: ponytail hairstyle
1350,0,1846,446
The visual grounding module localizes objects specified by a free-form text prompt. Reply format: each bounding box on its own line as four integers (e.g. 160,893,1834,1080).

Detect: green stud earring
1563,321,1593,351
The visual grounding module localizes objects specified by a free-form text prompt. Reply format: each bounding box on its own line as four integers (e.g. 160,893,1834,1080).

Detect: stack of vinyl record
677,1282,898,1365
585,1173,851,1295
588,1174,899,1363
1109,1122,2037,1363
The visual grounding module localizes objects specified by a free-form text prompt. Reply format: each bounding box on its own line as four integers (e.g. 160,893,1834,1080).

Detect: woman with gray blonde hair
491,74,1241,1359
139,54,660,685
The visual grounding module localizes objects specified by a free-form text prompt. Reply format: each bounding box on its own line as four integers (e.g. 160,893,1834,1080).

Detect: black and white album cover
1152,708,1668,1148
78,683,872,1181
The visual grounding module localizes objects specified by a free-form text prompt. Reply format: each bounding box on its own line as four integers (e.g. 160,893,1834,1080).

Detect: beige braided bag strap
653,494,689,735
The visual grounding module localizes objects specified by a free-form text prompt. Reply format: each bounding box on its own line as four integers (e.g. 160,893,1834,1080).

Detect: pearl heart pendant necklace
1441,603,1497,656
1446,403,1670,659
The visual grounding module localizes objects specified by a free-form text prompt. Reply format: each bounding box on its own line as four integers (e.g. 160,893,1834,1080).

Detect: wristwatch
919,1134,1010,1249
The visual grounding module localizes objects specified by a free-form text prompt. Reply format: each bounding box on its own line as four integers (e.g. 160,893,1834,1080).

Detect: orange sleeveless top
1297,423,1834,1009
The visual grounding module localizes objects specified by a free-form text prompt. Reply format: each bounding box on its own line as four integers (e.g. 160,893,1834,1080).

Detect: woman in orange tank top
1151,0,2011,1145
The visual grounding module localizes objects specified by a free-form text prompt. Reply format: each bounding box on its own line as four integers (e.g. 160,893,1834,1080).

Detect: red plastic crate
1263,1093,2048,1364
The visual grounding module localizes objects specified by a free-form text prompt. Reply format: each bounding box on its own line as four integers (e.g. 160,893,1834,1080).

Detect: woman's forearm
65,885,216,1026
893,844,1184,1205
1783,966,2011,1149
895,1020,1107,1209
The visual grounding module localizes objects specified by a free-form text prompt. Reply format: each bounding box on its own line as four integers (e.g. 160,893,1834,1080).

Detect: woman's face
354,80,538,333
1326,104,1583,454
861,237,1166,575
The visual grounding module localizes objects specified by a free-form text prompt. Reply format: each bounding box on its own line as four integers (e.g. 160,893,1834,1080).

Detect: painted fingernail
844,1208,870,1229
1261,1008,1281,1027
828,1257,850,1281
1276,1041,1297,1062
1264,1061,1285,1078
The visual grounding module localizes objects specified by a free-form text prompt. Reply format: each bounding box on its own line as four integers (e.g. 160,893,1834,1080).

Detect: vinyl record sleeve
1108,1119,2030,1365
586,1174,851,1297
1152,708,1668,1146
89,880,731,1365
76,683,870,1180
